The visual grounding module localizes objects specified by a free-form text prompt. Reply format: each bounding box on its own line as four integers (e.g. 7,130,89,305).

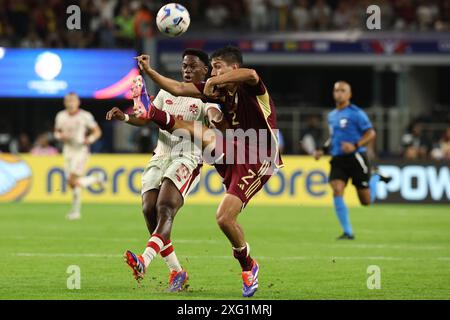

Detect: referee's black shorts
329,152,371,189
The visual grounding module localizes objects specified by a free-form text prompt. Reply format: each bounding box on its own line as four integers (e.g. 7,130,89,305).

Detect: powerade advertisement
1,154,448,205
0,48,138,98
376,161,450,204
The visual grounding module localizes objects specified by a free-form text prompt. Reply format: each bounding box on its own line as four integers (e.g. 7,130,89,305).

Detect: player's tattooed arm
134,55,203,99
106,107,150,127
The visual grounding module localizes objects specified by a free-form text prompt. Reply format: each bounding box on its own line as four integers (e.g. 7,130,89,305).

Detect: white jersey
54,109,98,155
152,89,220,162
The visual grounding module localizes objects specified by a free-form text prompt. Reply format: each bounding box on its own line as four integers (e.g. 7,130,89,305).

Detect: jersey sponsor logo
165,99,173,105
339,118,348,128
189,104,199,115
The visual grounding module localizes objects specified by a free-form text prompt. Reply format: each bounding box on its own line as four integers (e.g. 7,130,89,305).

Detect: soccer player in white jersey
54,92,104,220
106,49,222,292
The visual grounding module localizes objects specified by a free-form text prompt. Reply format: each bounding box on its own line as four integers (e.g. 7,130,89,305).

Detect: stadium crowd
0,0,448,159
401,122,450,161
1,0,450,49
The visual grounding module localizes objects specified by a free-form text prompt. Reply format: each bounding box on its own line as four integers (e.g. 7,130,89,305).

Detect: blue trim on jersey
328,104,373,157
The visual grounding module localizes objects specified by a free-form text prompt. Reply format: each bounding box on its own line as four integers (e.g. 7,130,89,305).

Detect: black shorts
329,152,371,189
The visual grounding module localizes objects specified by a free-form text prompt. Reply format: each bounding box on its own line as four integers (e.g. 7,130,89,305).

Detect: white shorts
141,156,201,199
63,150,88,177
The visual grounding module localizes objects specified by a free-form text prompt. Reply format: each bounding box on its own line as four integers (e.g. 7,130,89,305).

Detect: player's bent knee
216,212,234,230
216,216,229,229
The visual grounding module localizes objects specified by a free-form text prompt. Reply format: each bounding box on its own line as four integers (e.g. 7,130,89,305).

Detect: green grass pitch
0,202,449,300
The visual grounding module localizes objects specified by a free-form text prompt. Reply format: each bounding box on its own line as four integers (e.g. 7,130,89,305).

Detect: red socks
146,233,165,254
160,239,174,257
233,245,254,271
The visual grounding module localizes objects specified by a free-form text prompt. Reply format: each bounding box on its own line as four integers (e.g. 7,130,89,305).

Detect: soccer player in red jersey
134,46,283,297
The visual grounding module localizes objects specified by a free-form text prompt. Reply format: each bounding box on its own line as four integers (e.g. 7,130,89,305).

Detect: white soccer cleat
66,212,81,220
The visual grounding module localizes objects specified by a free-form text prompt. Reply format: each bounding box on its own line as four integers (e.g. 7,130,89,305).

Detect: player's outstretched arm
203,68,259,97
106,107,150,127
134,55,203,98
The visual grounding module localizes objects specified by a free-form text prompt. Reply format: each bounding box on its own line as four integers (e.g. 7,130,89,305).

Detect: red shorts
213,139,279,207
214,140,281,207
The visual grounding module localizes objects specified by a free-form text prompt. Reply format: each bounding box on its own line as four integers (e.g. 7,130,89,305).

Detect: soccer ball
156,3,190,37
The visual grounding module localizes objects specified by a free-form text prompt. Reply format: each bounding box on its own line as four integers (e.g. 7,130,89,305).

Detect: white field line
328,243,448,251
1,236,446,251
0,236,219,244
13,252,450,261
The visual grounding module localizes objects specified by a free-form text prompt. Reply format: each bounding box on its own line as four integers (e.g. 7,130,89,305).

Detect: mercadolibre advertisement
0,154,359,206
1,154,449,205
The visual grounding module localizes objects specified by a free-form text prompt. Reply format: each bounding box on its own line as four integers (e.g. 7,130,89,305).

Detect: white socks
233,242,250,255
78,175,100,188
72,187,81,213
161,242,182,272
142,235,164,267
141,238,183,272
69,174,104,215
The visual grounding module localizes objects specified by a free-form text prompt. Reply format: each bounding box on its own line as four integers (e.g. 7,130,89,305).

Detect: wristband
123,114,130,122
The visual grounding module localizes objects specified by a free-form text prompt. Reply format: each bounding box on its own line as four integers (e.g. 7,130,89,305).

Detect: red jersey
194,78,283,168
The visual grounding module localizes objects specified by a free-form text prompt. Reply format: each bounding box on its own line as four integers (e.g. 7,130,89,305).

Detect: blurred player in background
314,81,390,240
134,46,283,297
54,92,104,220
106,49,222,292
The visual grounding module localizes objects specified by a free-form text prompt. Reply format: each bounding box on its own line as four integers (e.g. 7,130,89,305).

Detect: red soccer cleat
168,269,189,292
131,75,153,119
123,250,146,282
